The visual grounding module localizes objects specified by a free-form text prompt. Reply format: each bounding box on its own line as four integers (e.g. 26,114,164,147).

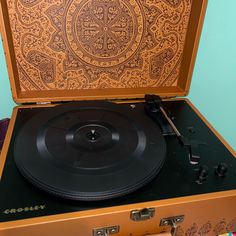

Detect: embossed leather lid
0,0,207,103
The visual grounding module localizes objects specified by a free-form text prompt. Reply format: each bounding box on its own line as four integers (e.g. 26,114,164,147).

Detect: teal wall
0,39,15,118
188,0,236,150
0,0,235,150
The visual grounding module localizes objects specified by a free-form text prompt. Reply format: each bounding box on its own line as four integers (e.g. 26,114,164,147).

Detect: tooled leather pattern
7,0,192,91
175,218,236,236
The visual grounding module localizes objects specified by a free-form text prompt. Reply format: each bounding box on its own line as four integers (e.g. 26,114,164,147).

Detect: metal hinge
160,215,185,236
36,102,51,105
93,225,120,236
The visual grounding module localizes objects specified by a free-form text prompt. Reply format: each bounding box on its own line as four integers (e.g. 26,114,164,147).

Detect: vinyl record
14,101,166,201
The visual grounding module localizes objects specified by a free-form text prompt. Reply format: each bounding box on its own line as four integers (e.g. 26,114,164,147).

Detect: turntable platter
14,101,166,201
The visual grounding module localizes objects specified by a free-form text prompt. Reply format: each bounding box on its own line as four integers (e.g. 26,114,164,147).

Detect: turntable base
1,99,236,227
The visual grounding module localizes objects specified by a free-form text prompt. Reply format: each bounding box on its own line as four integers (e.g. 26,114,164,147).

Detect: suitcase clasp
130,208,155,221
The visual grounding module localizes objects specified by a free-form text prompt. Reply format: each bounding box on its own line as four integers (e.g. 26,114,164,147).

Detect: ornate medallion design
71,0,142,66
7,0,192,90
46,0,159,81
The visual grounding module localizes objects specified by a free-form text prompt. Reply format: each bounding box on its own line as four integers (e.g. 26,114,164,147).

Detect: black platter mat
14,101,166,201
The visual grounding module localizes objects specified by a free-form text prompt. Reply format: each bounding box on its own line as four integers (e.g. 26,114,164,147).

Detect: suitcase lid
0,0,207,104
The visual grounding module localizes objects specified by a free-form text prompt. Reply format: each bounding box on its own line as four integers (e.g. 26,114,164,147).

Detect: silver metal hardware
160,215,185,236
36,102,51,105
131,208,155,221
93,225,119,236
130,104,136,109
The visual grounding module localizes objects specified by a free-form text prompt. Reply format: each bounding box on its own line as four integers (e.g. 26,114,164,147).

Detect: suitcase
0,0,236,235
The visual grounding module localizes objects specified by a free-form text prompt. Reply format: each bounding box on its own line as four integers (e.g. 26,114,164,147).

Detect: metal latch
93,225,119,236
36,102,51,105
131,208,155,221
160,215,185,236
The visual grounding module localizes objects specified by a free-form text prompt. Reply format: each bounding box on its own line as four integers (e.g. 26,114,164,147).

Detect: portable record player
0,0,236,235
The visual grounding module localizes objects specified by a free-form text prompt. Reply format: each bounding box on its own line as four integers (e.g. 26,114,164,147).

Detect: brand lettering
3,205,46,214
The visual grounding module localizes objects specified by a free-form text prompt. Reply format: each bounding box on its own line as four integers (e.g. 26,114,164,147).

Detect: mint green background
0,1,235,150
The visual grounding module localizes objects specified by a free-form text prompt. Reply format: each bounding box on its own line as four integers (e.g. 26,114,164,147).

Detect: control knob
196,165,209,184
215,162,228,177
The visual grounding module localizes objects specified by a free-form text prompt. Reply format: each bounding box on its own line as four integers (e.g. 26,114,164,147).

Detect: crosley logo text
3,205,46,214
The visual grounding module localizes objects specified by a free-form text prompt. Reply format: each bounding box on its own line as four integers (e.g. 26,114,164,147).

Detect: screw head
163,220,169,225
96,230,104,236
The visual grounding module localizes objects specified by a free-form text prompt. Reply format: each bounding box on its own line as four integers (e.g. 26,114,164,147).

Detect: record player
0,0,236,235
